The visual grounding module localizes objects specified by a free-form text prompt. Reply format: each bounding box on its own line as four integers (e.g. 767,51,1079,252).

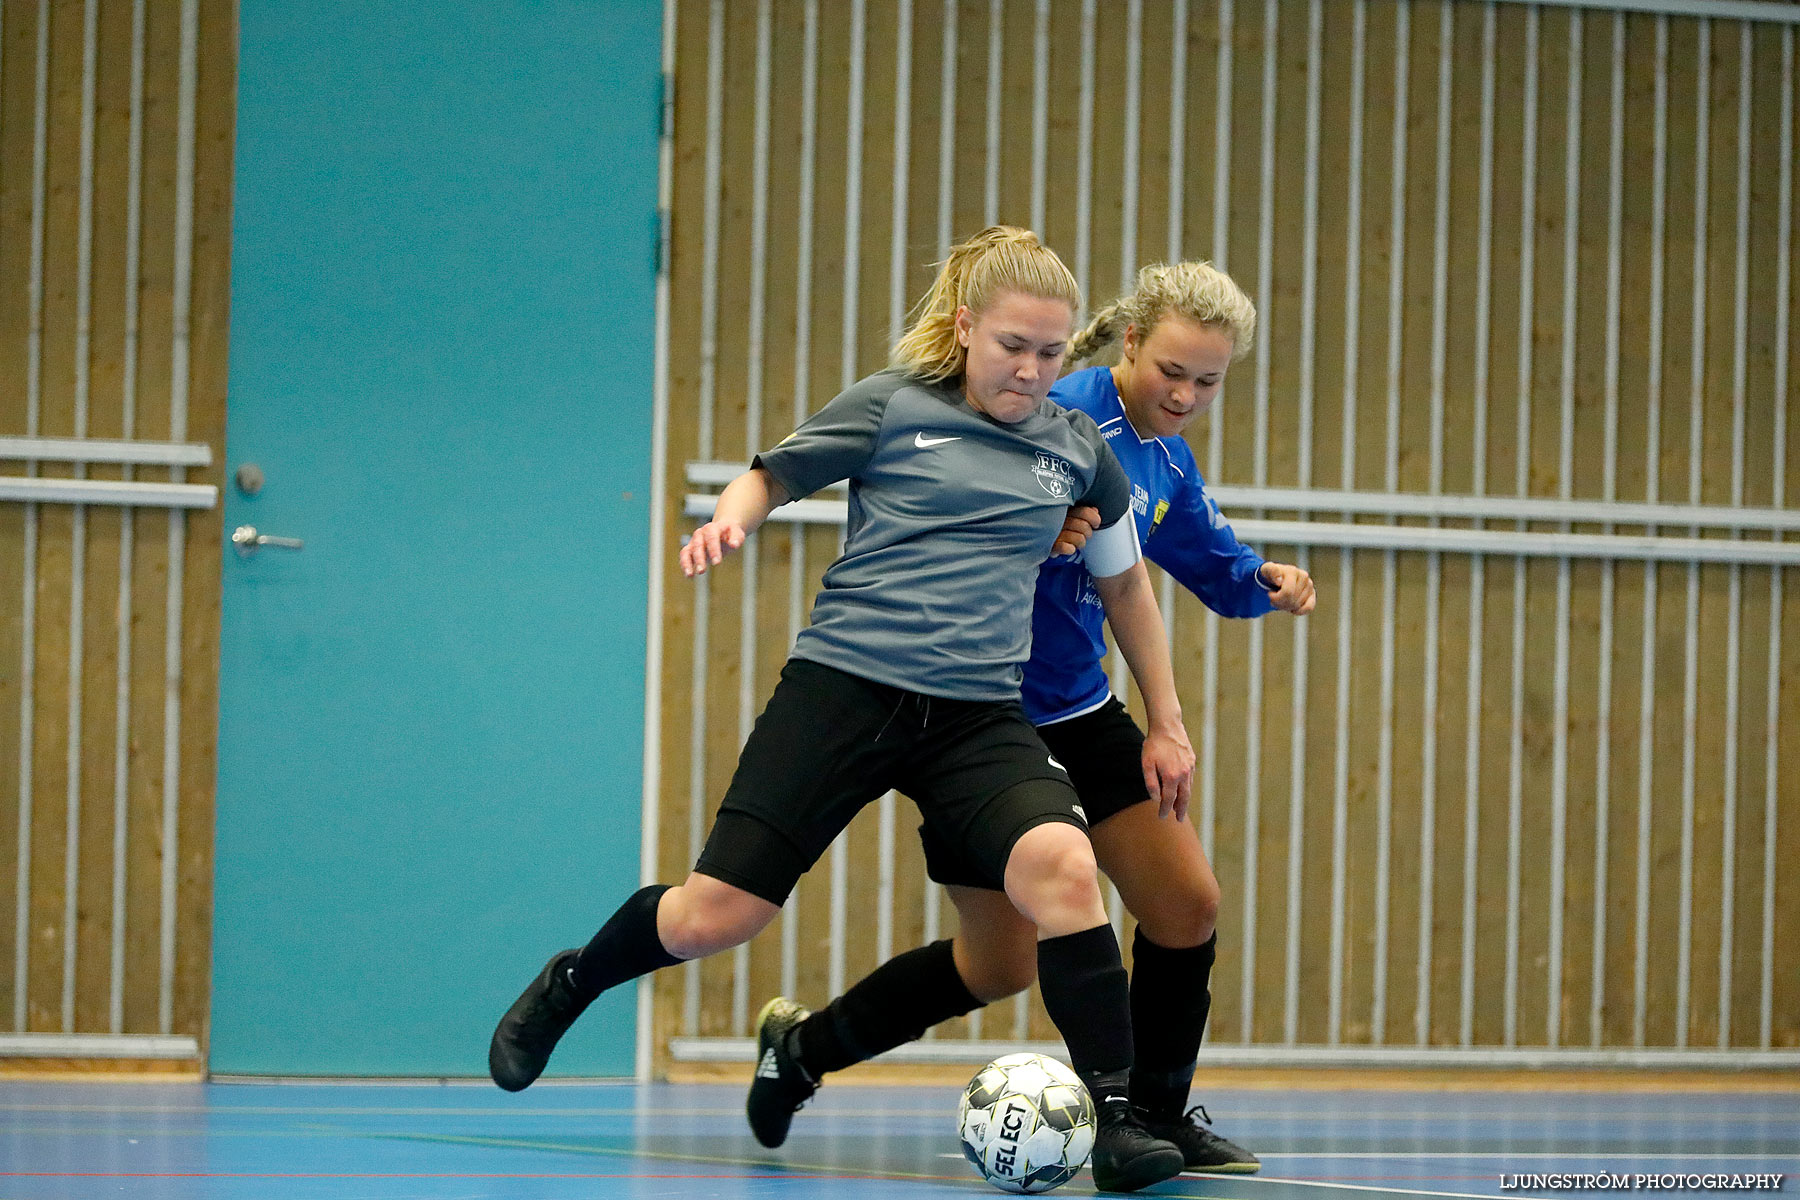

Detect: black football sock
568,884,682,1002
1127,929,1216,1119
1036,923,1134,1089
795,938,983,1076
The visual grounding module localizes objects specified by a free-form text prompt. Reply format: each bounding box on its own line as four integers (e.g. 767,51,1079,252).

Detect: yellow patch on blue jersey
1149,499,1170,537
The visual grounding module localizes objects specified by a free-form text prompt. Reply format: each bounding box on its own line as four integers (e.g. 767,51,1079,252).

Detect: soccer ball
956,1053,1096,1194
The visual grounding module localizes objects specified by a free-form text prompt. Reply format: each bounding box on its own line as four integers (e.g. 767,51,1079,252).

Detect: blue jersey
1021,366,1275,725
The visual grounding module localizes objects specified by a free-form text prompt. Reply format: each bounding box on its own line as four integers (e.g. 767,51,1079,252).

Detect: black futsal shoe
488,948,592,1092
745,996,819,1148
1141,1104,1261,1174
1089,1099,1186,1192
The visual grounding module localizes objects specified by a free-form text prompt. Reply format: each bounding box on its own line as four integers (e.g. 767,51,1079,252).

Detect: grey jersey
753,368,1132,701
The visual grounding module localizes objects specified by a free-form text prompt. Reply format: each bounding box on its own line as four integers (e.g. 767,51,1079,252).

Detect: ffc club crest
1033,452,1073,499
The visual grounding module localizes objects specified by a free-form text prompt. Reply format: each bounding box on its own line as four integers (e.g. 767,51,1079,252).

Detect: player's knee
657,886,773,959
963,948,1037,1002
1135,873,1220,949
1005,823,1102,924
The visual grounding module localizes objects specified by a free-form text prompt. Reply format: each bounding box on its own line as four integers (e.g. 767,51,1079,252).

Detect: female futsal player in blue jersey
747,261,1315,1175
489,228,1202,1193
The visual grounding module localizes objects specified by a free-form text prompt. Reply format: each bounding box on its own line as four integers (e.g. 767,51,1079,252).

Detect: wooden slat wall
656,0,1798,1071
0,0,233,1048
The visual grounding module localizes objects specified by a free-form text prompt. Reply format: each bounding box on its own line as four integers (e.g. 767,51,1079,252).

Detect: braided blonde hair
1069,261,1256,364
890,226,1082,383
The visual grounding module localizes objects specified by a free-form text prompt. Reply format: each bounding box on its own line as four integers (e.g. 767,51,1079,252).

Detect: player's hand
680,520,749,577
1141,721,1196,821
1051,505,1101,558
1258,561,1317,615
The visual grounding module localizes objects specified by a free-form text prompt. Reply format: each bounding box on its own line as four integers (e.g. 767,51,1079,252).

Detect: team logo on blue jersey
1131,484,1150,516
1033,452,1074,498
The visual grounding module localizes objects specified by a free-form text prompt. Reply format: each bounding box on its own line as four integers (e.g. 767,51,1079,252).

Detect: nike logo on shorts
1047,754,1066,773
915,432,961,448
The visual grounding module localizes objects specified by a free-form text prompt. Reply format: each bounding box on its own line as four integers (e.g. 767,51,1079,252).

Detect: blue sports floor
1,1079,1794,1199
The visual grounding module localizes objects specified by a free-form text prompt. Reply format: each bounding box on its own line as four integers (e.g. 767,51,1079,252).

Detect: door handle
232,525,304,556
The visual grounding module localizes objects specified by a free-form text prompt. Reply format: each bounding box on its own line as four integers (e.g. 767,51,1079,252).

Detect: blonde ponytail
890,226,1081,383
1069,301,1127,364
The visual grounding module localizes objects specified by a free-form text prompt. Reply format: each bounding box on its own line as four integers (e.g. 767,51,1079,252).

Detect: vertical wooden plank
1558,7,1620,1049
841,0,898,1024
889,0,932,997
1782,19,1800,1051
169,0,230,1043
1377,0,1452,1047
28,0,83,1035
787,0,849,1026
0,0,38,1032
1177,0,1229,959
949,0,985,241
1038,0,1082,263
990,0,1030,228
1283,0,1355,1050
71,0,131,1037
1730,24,1785,1049
1786,25,1800,1046
1175,0,1219,264
120,0,178,1039
1465,0,1519,1050
1244,0,1308,1045
739,0,801,1035
1083,0,1124,307
1682,14,1742,1048
1642,13,1699,1050
1599,8,1655,1051
653,0,707,1071
1425,0,1488,1046
1197,0,1271,1046
1133,0,1172,273
693,0,755,1037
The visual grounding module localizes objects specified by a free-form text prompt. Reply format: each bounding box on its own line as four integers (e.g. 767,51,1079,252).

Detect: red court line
2,1172,809,1180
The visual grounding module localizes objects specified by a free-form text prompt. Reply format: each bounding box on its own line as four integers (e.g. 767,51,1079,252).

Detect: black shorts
920,696,1150,888
694,658,1086,905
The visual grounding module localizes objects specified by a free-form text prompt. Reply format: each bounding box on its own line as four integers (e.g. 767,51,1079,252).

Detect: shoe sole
1182,1162,1261,1175
1092,1146,1186,1193
753,995,790,1035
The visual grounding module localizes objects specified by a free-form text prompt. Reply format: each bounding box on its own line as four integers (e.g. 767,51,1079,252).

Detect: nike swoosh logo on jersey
1047,754,1067,773
915,432,961,448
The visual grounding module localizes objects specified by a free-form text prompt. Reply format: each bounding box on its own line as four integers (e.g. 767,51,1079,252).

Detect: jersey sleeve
1145,469,1276,619
752,374,890,500
1071,417,1133,528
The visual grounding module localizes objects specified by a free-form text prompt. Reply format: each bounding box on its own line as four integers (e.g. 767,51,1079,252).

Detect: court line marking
1187,1178,1497,1199
1259,1154,1800,1162
924,1156,1493,1200
4,1173,804,1180
1,1125,1792,1165
384,1131,983,1185
2,1101,1794,1121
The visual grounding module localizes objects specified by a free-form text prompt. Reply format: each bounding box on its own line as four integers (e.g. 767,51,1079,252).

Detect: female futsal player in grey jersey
747,261,1317,1175
488,227,1196,1193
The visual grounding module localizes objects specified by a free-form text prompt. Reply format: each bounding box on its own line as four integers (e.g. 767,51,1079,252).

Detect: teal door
211,0,661,1076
